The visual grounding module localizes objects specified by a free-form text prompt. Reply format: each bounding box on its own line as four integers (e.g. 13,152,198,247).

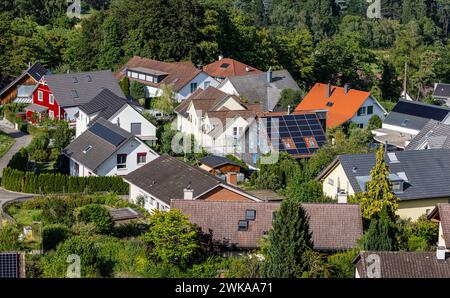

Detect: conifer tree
262,200,313,278
360,210,396,251
360,144,399,221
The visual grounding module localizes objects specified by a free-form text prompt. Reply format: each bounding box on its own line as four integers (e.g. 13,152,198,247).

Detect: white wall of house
128,184,170,212
321,163,354,201
215,96,245,111
381,123,420,135
69,158,96,177
68,138,158,177
176,72,219,102
219,80,239,97
109,105,156,140
97,139,158,176
349,96,386,128
64,107,80,122
144,72,219,103
75,105,156,140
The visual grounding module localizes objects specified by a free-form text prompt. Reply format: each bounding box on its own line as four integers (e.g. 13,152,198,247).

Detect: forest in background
1,0,450,103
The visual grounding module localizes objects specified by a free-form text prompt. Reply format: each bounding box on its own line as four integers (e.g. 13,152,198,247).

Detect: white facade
128,183,170,213
143,72,219,102
176,98,252,155
218,80,239,97
349,96,387,128
76,104,156,141
68,138,159,177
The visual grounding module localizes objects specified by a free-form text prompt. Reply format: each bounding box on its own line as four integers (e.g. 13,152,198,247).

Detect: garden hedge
1,167,129,195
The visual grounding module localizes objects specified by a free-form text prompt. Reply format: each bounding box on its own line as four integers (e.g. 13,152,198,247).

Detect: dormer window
392,181,404,193
245,210,256,221
71,90,79,98
238,220,248,231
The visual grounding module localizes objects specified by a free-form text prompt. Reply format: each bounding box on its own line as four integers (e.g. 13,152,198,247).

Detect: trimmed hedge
1,167,129,195
7,148,29,171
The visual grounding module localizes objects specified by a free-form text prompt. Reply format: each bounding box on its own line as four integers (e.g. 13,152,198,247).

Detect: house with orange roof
203,56,262,81
295,82,387,129
116,56,219,102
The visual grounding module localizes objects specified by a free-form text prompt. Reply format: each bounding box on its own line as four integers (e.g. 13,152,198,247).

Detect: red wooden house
26,70,125,124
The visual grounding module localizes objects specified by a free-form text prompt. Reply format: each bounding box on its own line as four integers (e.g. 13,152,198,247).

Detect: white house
115,56,220,102
372,100,450,149
63,118,159,177
75,88,157,144
175,86,258,155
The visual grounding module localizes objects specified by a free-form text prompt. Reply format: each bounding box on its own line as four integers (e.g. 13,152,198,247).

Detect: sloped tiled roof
116,56,202,92
405,120,450,150
200,155,241,169
0,62,48,97
79,88,141,120
203,58,262,79
433,83,450,99
171,201,363,251
175,86,230,117
321,149,450,201
45,70,125,108
354,251,450,278
295,83,375,128
222,70,299,111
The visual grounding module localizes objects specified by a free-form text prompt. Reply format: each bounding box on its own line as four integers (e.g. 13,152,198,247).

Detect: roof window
238,220,248,231
245,210,256,221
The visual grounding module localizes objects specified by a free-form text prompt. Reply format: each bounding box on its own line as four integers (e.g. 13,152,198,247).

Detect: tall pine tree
360,209,396,251
360,144,399,221
262,200,313,278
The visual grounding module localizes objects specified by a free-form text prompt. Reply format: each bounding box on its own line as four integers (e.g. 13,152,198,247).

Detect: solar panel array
262,113,326,157
89,122,126,146
392,101,450,121
0,253,19,278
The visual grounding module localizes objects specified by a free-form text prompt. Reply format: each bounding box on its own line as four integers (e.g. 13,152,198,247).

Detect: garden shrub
31,149,49,162
42,224,72,252
76,204,113,234
7,148,29,171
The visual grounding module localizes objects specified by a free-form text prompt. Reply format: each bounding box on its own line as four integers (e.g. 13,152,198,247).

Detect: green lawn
0,131,14,158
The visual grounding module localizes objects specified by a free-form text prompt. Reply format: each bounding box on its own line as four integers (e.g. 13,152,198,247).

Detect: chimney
327,81,331,98
226,172,238,186
183,182,194,200
267,67,273,83
287,105,291,115
218,55,224,61
436,246,448,260
344,83,350,95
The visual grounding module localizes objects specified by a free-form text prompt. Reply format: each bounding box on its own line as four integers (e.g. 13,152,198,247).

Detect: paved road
0,119,32,178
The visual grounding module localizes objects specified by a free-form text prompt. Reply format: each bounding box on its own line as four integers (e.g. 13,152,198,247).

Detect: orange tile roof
295,82,371,128
203,58,262,78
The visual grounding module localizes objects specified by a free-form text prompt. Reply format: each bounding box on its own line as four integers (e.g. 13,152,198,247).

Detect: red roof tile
203,58,262,79
295,82,371,128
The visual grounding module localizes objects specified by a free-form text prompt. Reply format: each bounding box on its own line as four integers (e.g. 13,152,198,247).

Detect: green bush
42,224,72,252
76,204,113,234
0,223,21,252
31,149,49,162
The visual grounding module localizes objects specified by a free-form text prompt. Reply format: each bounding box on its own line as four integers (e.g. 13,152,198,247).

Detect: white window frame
49,94,54,105
137,153,147,164
49,110,54,119
38,91,43,102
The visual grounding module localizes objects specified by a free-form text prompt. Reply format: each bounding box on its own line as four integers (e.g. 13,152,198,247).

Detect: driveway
0,119,32,178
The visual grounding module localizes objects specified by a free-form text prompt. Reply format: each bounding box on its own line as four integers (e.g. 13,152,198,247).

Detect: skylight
83,145,92,154
387,152,399,163
71,90,79,98
220,63,230,69
401,119,409,127
86,75,92,82
72,77,78,83
326,101,334,107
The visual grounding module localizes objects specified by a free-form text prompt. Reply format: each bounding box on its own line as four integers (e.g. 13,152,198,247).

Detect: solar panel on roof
89,122,126,146
0,253,19,278
264,113,326,157
392,101,450,121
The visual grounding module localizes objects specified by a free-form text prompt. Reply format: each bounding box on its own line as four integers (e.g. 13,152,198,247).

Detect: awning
25,103,48,113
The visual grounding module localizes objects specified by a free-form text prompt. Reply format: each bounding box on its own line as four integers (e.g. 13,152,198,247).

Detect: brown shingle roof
354,251,450,278
116,56,202,92
429,203,450,248
175,86,230,116
171,201,363,251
